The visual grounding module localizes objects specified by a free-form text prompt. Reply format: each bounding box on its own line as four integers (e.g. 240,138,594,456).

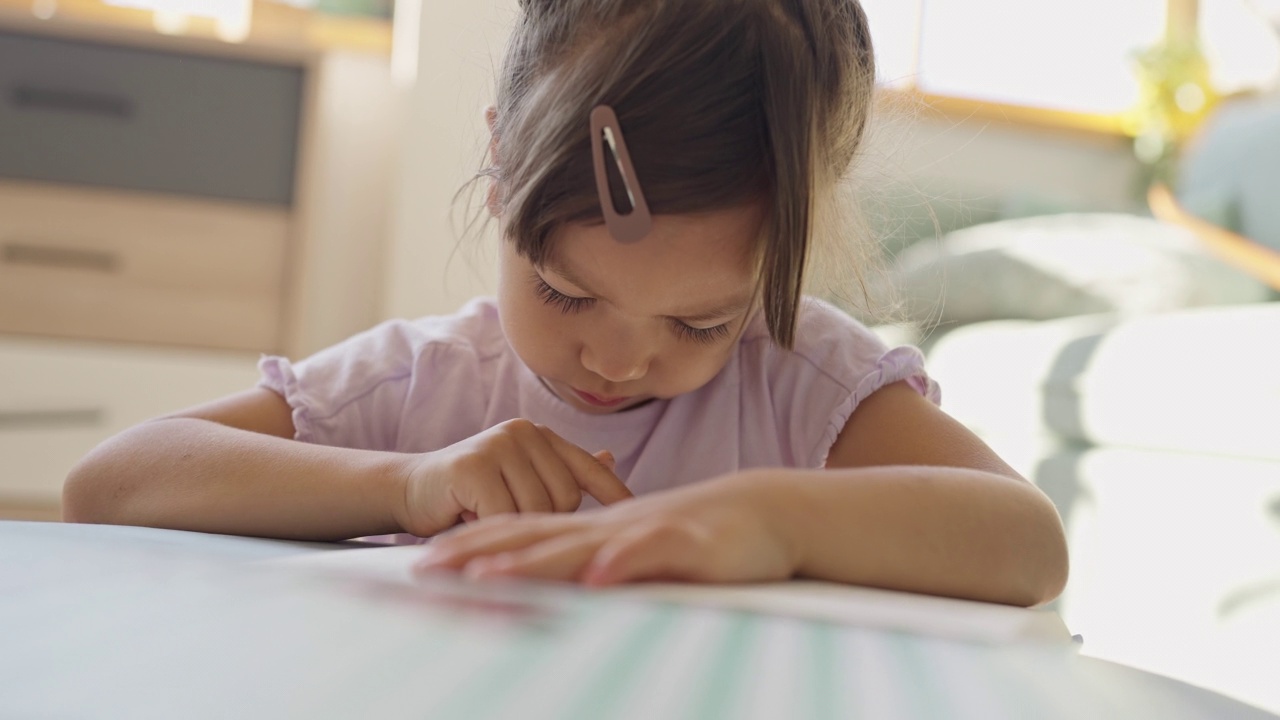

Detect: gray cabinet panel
0,31,303,205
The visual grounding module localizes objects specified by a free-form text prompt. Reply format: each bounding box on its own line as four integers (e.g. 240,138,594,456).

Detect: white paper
267,545,1072,645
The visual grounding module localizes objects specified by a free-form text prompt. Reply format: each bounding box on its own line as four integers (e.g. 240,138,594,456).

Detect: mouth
572,388,633,408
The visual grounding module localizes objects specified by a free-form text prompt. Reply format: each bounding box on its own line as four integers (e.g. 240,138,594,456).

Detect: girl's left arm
775,381,1069,607
418,381,1069,607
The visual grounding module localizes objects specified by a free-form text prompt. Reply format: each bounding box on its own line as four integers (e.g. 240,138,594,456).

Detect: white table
1,521,1275,720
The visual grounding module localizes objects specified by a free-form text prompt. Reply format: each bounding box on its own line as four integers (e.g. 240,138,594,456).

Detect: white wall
293,52,400,355
382,0,516,320
876,114,1142,212
856,105,1144,253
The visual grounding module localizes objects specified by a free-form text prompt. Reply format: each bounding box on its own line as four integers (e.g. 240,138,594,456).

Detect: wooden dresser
0,12,398,517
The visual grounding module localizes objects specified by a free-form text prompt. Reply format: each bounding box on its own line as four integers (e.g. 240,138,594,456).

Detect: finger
460,511,478,523
594,450,616,472
537,427,633,506
582,522,704,587
415,514,576,572
464,531,605,583
458,473,518,520
519,427,584,513
499,456,556,514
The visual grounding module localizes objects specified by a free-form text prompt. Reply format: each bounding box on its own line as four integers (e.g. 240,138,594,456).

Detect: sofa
859,84,1280,712
869,205,1280,714
923,300,1279,715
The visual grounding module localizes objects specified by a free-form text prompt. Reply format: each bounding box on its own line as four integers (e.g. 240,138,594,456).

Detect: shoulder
258,298,508,447
370,297,507,362
738,296,911,395
280,298,503,394
320,297,504,371
733,297,940,467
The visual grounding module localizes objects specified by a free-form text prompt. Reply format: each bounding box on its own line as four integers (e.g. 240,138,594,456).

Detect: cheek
498,292,571,367
660,341,738,393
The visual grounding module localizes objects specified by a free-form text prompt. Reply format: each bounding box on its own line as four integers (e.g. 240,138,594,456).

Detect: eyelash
534,278,732,345
670,321,732,345
535,277,594,314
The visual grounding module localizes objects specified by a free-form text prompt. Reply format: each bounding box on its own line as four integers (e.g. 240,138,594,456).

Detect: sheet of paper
266,544,1072,645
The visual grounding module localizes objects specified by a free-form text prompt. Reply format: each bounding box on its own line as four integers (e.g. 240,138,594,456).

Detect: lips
573,388,631,408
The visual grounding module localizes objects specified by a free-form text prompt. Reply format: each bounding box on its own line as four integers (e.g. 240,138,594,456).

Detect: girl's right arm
63,388,416,541
62,389,630,542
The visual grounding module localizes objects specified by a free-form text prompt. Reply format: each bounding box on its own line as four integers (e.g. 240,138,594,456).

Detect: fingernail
413,562,453,577
412,557,445,574
413,544,453,566
582,563,613,587
463,557,503,580
597,450,616,470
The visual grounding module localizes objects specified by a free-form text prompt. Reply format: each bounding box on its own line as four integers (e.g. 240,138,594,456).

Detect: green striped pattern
286,582,1099,720
412,599,973,720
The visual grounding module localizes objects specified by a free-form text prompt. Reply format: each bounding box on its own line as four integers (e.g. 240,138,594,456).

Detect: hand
395,419,632,538
412,471,800,586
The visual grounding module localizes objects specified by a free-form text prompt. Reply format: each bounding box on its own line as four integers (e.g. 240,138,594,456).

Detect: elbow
1008,494,1071,608
62,455,109,524
62,438,136,526
1036,531,1071,607
63,419,175,525
1010,540,1069,608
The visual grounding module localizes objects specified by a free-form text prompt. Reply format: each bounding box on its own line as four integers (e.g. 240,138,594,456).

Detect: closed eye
535,277,594,314
537,272,733,343
669,319,732,344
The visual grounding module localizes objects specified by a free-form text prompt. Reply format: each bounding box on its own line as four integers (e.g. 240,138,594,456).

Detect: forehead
545,205,763,292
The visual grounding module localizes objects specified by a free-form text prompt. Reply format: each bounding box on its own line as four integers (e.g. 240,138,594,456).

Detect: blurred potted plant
1126,0,1218,193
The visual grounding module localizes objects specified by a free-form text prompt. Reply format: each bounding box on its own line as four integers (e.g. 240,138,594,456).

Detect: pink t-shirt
259,296,939,541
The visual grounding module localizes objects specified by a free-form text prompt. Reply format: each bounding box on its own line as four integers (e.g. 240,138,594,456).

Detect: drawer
0,423,111,501
0,30,303,205
0,336,262,502
0,181,289,351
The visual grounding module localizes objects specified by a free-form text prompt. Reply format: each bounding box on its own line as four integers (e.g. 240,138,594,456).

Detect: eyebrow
542,259,751,324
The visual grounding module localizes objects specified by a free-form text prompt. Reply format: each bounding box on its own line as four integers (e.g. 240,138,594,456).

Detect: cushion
890,213,1272,326
926,303,1280,461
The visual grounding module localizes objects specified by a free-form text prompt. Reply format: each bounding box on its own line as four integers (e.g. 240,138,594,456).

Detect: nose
581,326,651,384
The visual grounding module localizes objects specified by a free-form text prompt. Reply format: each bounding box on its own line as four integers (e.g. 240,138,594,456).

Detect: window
863,0,1280,122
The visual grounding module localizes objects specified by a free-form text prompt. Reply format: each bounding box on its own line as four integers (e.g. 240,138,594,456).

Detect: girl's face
498,205,763,414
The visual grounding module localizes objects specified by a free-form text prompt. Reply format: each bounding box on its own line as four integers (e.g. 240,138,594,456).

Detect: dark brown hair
487,0,876,348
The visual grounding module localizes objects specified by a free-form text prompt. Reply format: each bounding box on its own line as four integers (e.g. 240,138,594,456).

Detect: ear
484,105,502,218
485,105,499,138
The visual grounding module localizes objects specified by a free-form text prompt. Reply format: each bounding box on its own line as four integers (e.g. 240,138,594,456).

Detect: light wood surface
0,10,397,505
893,88,1134,140
1,13,396,356
1148,182,1280,291
0,181,290,351
0,496,60,521
0,333,262,501
0,0,389,57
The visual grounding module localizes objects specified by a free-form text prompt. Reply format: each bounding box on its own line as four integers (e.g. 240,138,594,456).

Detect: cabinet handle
9,85,134,120
0,408,105,430
2,243,120,273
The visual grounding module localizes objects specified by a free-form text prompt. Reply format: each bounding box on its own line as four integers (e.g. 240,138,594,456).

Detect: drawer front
0,181,289,351
0,30,303,205
0,423,110,501
0,337,261,502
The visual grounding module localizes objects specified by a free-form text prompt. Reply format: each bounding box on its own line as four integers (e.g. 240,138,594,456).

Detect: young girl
64,0,1068,607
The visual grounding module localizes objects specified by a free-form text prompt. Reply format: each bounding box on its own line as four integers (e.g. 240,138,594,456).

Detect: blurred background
0,0,1277,713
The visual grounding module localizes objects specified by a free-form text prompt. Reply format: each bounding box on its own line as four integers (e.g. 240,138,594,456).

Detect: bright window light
860,0,924,88
918,0,1166,113
1201,0,1280,93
